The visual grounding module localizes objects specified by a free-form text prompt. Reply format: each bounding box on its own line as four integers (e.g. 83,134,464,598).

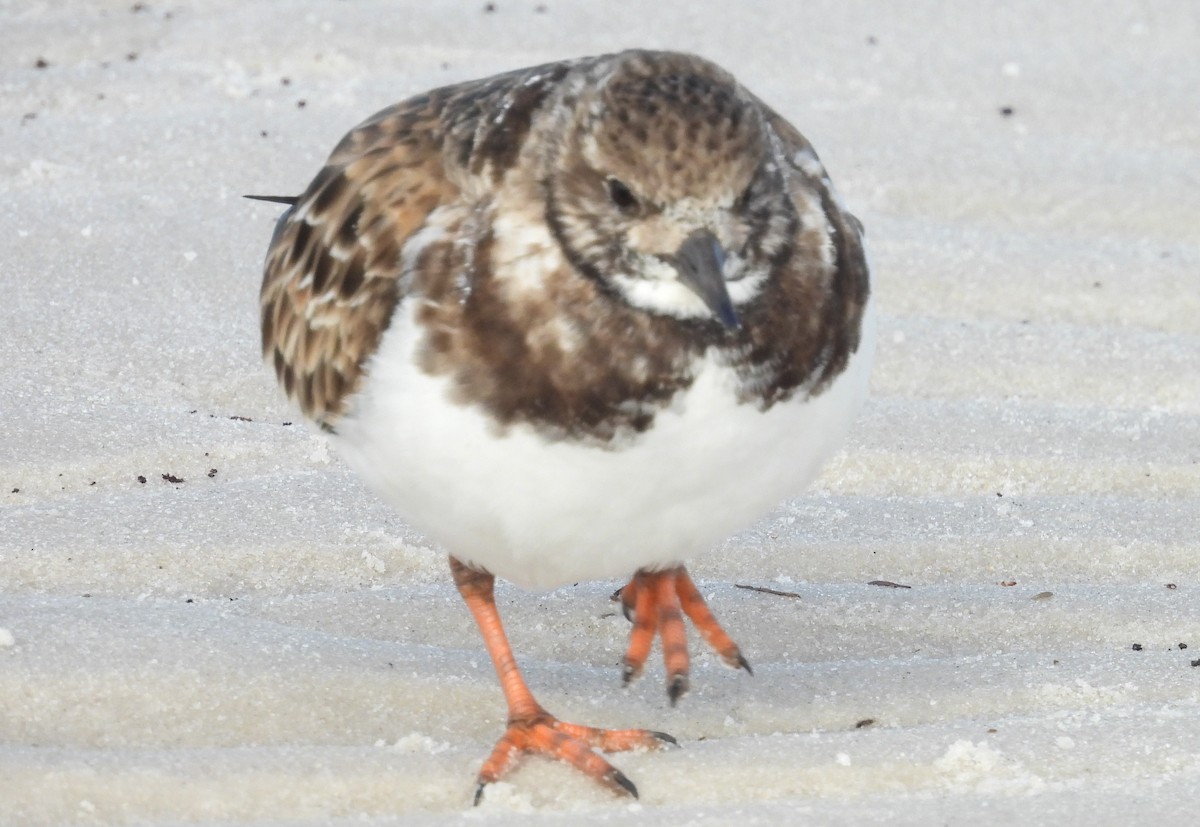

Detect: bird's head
543,51,795,330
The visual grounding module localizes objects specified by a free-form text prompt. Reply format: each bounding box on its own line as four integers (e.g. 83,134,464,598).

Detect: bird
253,49,874,803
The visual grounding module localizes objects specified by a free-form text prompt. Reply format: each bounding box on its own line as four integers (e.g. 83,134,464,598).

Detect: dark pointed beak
675,230,739,330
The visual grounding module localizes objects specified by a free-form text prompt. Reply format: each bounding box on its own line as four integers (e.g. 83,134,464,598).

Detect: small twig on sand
867,580,912,589
734,583,802,599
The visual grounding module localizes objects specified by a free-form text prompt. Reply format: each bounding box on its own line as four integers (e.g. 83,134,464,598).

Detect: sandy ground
2,1,1199,824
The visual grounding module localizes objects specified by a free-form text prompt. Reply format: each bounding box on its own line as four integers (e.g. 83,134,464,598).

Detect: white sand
2,1,1198,824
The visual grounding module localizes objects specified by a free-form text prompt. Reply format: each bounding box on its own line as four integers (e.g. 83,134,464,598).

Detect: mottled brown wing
258,61,577,431
259,93,460,430
757,98,868,253
756,96,871,394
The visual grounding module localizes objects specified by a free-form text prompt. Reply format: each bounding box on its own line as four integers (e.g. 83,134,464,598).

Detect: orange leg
615,566,751,705
675,568,752,674
450,557,675,804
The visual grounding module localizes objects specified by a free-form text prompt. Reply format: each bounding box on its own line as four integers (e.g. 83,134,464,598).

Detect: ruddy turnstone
253,49,873,802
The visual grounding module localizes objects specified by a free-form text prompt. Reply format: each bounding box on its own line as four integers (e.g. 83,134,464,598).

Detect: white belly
334,299,876,589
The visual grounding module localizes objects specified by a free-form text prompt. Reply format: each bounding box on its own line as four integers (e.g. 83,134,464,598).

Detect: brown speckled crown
258,50,869,441
584,52,765,203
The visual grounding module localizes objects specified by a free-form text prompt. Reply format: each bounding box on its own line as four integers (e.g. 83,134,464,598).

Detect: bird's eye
606,177,638,213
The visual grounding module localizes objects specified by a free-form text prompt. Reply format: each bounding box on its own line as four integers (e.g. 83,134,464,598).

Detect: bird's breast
333,296,875,587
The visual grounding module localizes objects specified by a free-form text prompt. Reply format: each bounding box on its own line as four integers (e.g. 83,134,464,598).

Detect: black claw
473,782,487,807
609,768,639,799
737,653,754,676
667,674,689,706
611,587,634,622
622,662,640,686
610,587,639,622
650,730,679,747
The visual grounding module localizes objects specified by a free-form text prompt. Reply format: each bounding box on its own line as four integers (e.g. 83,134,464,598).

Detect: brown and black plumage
255,49,874,802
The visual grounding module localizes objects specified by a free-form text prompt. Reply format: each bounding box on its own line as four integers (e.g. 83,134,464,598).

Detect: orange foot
614,566,751,705
475,709,676,804
450,556,676,804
